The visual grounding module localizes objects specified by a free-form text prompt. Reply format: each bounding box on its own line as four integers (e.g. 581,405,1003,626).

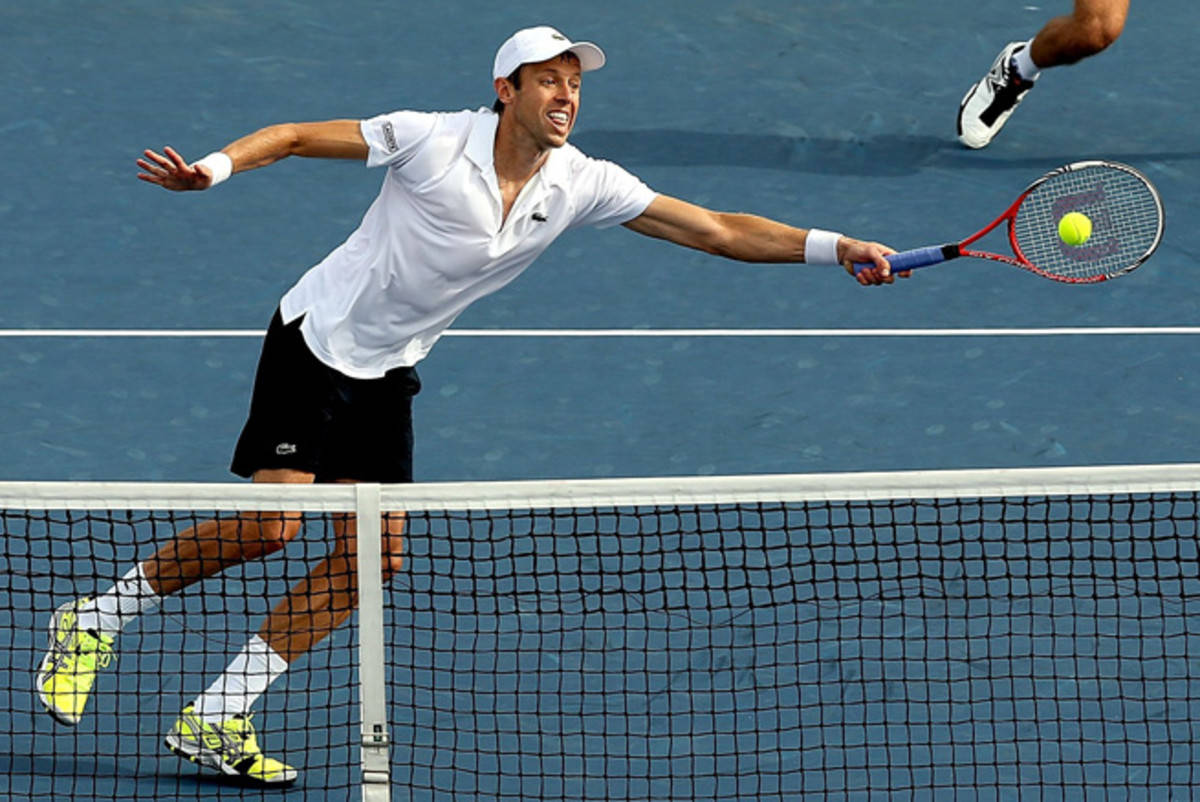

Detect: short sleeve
567,156,658,230
360,111,439,168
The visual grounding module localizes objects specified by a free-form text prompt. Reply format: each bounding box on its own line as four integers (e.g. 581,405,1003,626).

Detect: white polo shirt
278,107,657,378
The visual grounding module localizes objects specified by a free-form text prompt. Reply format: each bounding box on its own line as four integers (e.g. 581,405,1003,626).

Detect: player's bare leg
1029,0,1129,67
167,483,405,784
36,468,310,726
144,468,312,594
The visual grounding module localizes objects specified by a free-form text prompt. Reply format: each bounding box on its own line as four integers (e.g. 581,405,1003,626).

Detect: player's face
510,55,582,149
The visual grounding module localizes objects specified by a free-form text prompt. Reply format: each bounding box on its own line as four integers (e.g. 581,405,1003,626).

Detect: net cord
4,464,1200,513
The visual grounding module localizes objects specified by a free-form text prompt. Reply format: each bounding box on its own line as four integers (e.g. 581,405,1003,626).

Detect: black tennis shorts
230,309,421,483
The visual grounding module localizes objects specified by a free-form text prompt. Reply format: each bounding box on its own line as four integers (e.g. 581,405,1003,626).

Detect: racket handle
853,244,959,275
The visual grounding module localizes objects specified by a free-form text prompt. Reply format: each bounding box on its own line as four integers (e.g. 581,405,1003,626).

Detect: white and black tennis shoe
957,42,1036,149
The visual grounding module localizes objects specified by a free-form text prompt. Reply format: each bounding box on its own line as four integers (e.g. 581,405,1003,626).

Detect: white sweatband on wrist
804,229,843,265
194,152,233,187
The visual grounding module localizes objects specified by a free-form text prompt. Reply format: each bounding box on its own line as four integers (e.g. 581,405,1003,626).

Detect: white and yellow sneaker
166,705,298,786
35,597,115,725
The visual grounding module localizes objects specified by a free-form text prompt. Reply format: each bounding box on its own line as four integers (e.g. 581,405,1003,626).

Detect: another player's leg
165,508,406,784
957,0,1129,148
1028,0,1129,68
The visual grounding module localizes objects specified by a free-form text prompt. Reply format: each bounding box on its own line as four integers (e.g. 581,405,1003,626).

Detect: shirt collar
466,108,570,189
466,108,499,173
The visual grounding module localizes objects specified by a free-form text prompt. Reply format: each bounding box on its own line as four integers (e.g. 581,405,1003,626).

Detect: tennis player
957,0,1130,148
35,25,903,785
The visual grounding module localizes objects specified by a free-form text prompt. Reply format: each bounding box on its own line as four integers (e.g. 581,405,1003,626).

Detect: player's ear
493,76,515,108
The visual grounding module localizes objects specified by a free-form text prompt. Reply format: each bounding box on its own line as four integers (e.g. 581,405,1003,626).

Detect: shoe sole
35,602,84,726
165,733,297,786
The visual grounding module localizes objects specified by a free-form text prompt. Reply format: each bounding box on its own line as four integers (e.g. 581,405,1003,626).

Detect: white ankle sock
1013,40,1041,81
76,563,162,637
191,635,289,723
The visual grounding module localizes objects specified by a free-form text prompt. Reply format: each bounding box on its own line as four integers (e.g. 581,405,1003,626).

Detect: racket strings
1013,164,1163,282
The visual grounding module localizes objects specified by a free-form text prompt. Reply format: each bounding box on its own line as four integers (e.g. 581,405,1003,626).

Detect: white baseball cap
492,26,606,80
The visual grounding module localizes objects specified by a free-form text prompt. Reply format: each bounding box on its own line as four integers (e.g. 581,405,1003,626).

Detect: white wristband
804,229,843,265
194,152,233,187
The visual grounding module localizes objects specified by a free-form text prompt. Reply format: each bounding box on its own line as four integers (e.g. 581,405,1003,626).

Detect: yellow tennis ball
1058,212,1092,246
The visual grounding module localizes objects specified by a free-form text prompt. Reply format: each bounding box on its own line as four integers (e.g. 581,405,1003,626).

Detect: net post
355,483,391,802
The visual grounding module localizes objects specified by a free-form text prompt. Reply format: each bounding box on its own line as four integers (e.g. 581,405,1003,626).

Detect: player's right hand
840,238,909,286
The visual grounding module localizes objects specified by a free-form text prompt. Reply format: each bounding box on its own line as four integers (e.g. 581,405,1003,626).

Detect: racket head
1004,160,1164,283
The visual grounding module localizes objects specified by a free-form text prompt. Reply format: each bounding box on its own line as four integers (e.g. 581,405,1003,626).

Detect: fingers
851,263,895,286
137,149,176,182
841,249,892,286
164,145,190,170
840,240,910,286
135,146,203,190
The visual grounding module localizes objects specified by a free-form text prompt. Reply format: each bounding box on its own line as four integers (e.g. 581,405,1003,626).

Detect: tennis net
3,465,1200,800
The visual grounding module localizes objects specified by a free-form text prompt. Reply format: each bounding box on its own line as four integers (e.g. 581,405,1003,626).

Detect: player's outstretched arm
623,194,903,286
136,120,369,192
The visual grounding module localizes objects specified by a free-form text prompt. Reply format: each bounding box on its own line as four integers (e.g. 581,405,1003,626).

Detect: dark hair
492,67,523,114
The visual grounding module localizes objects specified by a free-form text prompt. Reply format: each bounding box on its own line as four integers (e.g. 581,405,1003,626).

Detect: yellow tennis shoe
166,706,298,786
35,597,115,725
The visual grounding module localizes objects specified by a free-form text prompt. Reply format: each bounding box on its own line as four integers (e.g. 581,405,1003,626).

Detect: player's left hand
136,146,215,191
840,238,909,286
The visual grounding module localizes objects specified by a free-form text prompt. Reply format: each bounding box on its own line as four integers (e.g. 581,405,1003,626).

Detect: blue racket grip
853,244,959,275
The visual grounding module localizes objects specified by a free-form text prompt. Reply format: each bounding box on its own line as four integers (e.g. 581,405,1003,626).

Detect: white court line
0,327,1198,338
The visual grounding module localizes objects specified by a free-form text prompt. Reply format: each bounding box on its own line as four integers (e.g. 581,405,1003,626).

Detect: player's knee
381,554,406,579
253,511,303,552
380,532,406,578
1075,11,1125,55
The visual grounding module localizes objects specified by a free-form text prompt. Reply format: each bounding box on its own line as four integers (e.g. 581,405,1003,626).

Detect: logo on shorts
275,442,298,455
382,121,398,153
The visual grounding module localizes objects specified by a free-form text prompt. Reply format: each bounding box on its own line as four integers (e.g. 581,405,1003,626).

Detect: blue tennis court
2,0,1198,799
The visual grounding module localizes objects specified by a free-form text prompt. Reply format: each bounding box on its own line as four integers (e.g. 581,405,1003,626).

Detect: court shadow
938,150,1200,172
572,129,950,176
6,752,142,781
571,128,1200,177
166,767,301,793
0,751,299,797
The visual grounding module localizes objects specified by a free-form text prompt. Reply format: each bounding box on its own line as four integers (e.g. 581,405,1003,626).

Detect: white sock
75,563,162,637
1013,39,1041,81
191,635,289,724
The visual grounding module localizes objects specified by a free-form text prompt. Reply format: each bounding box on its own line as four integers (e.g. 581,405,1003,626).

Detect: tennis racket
855,160,1164,283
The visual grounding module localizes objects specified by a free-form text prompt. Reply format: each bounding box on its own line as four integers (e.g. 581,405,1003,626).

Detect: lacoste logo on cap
275,443,297,455
551,34,566,41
